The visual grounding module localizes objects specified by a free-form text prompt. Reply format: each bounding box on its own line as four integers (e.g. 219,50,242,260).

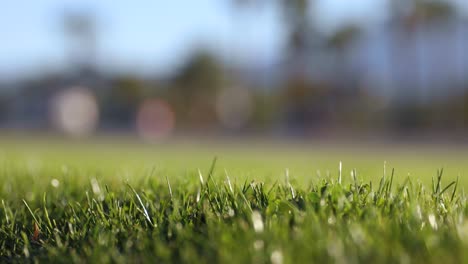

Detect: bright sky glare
0,0,466,79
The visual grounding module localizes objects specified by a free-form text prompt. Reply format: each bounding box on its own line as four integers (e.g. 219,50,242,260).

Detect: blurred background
2,0,468,141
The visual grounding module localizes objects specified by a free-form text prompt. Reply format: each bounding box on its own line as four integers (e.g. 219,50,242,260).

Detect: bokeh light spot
136,99,175,142
50,86,99,138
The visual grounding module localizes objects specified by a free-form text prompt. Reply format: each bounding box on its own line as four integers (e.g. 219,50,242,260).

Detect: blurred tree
327,25,371,127
62,11,97,73
327,25,361,51
278,0,341,133
231,0,260,8
326,24,361,89
170,49,225,128
230,0,314,71
174,50,223,94
279,0,311,61
391,0,455,28
413,0,455,22
280,78,333,134
102,76,145,128
0,95,8,124
389,0,458,131
231,0,337,133
112,77,145,103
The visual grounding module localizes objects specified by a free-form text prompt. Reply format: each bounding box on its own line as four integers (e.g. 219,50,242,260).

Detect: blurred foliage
328,25,361,51
2,0,468,137
413,0,455,22
169,50,225,128
101,76,145,127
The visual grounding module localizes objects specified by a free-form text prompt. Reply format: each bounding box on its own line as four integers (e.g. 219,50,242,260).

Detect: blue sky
0,0,464,80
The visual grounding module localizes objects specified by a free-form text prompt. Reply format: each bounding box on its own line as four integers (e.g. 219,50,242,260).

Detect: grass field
1,138,468,263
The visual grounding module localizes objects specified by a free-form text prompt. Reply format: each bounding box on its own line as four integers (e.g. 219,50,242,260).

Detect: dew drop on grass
91,178,101,195
90,178,104,201
253,240,264,250
415,205,422,221
252,211,264,233
51,179,60,188
428,214,438,230
196,188,201,203
320,199,326,207
271,250,283,264
228,208,235,217
457,221,468,244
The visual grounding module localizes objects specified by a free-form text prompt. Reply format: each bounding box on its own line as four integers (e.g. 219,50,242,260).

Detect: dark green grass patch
1,155,467,263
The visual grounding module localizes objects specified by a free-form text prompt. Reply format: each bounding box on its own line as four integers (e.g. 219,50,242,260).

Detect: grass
1,138,468,263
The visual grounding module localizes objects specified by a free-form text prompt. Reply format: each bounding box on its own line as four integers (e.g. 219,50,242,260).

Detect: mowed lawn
2,137,467,186
1,137,468,263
